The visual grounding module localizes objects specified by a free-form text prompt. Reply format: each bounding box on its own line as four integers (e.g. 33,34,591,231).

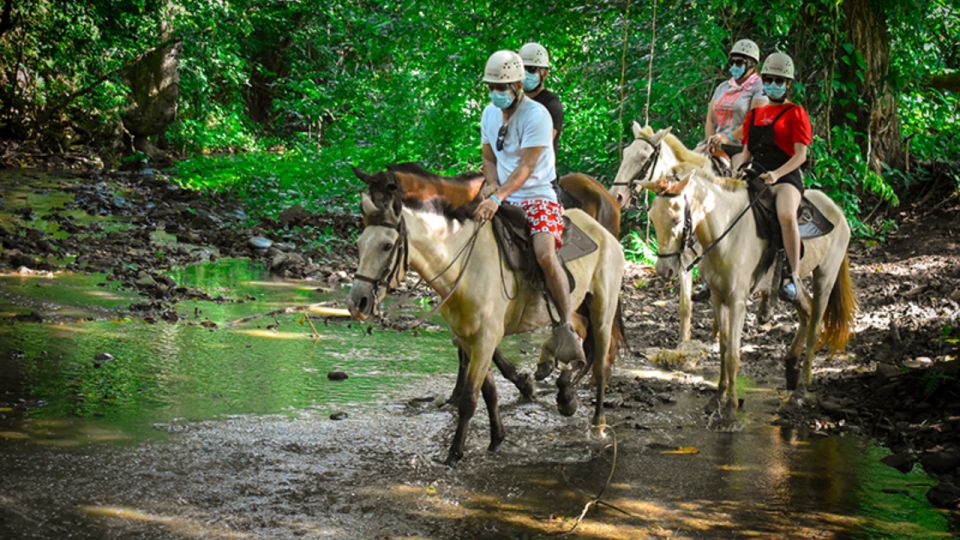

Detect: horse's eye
382,242,394,252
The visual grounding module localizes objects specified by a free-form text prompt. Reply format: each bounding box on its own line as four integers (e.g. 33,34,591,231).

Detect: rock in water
926,482,960,509
327,371,349,381
880,453,914,474
248,236,273,249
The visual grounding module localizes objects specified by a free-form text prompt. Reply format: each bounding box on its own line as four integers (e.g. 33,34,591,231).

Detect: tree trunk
122,3,180,160
833,0,903,170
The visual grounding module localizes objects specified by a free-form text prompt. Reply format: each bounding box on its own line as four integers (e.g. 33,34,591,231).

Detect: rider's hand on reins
474,197,500,222
760,171,779,185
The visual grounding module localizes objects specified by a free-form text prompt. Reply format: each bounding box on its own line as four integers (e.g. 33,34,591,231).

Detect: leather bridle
354,215,408,299
611,137,662,193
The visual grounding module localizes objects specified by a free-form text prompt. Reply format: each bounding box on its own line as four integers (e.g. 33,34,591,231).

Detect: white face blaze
650,194,687,280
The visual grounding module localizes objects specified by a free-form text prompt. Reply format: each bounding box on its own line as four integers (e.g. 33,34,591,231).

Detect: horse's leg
556,369,579,416
590,323,613,429
784,303,809,391
725,298,748,420
480,368,505,452
446,337,496,466
801,269,833,390
707,301,729,414
678,268,693,344
492,348,535,401
758,257,781,324
446,344,468,405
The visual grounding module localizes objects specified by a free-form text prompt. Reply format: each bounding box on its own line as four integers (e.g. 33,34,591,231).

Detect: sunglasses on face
496,125,507,151
729,58,748,67
488,83,511,92
524,65,539,74
762,76,789,85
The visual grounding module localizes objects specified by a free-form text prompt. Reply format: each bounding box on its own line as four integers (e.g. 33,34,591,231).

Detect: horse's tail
820,254,857,354
558,173,622,238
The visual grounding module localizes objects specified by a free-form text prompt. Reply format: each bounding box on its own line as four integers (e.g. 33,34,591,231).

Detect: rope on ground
556,426,634,536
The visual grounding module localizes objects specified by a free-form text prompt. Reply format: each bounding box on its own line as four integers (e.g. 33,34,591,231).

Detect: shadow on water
0,256,957,538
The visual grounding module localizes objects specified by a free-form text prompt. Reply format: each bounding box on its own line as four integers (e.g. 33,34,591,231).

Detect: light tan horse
639,165,856,422
347,167,625,465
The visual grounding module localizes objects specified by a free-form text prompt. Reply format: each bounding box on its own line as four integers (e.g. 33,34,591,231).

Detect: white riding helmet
761,52,795,80
483,50,524,83
519,42,550,68
729,39,760,63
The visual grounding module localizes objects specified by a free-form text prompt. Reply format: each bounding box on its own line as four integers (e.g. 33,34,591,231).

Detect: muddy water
0,259,957,538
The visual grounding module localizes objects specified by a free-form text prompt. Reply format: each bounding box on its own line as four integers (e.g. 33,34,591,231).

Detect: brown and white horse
347,166,625,465
639,165,856,423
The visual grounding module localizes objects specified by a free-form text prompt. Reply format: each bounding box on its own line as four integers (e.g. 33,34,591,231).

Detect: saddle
490,203,598,291
747,177,835,282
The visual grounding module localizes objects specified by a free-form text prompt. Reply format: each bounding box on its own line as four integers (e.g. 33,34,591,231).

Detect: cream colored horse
639,166,856,422
610,123,718,344
347,168,624,465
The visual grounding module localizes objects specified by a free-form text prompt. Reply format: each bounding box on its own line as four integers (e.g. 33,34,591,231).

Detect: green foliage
0,0,957,233
622,230,658,266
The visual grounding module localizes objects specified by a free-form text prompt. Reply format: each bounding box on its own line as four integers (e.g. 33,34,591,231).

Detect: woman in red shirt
739,52,812,305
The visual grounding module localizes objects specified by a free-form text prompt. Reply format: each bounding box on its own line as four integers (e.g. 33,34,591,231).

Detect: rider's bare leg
533,232,585,373
773,184,809,310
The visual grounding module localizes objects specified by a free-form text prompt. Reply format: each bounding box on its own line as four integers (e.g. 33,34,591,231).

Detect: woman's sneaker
780,280,798,303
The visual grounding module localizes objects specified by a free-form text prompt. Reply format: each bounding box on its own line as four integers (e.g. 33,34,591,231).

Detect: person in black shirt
519,42,567,204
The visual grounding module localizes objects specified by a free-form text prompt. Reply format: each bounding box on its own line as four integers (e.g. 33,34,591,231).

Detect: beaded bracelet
488,194,502,206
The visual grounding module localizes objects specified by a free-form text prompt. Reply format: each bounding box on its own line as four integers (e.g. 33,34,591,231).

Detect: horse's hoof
706,408,744,432
487,438,504,453
442,451,462,467
703,395,721,415
517,373,536,401
557,389,579,416
534,361,553,381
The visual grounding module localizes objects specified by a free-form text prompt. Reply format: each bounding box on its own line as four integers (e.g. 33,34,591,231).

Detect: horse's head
610,123,673,208
639,168,692,280
347,169,408,321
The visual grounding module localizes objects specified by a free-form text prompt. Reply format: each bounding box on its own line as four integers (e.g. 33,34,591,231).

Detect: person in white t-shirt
473,50,585,373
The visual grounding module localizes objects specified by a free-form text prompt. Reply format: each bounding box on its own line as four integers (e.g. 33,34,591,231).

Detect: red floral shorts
514,199,564,248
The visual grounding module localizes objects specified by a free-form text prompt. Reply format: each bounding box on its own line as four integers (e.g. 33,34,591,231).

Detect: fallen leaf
660,446,700,455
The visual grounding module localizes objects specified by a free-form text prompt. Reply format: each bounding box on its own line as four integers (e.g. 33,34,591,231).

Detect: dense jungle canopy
0,0,957,238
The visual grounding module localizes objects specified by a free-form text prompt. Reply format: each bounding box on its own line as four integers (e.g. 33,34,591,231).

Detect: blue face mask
523,71,540,91
489,89,515,109
729,65,745,80
763,82,787,100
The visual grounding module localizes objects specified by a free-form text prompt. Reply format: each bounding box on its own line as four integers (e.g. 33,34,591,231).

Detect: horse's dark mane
387,162,483,183
380,162,483,222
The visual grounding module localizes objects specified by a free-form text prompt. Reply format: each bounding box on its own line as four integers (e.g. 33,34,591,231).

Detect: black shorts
774,170,804,194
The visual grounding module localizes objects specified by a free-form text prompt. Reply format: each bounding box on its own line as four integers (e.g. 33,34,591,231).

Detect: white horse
610,123,721,344
639,165,857,422
347,168,625,465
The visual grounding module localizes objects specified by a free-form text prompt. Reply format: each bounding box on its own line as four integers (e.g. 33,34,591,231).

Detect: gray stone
248,236,273,249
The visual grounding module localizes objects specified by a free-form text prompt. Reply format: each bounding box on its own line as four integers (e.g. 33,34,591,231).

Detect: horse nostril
358,296,369,313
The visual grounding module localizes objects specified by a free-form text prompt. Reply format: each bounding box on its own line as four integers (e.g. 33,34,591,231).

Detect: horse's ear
663,173,691,196
354,167,373,185
637,180,658,193
360,192,377,216
631,121,643,140
650,127,672,145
